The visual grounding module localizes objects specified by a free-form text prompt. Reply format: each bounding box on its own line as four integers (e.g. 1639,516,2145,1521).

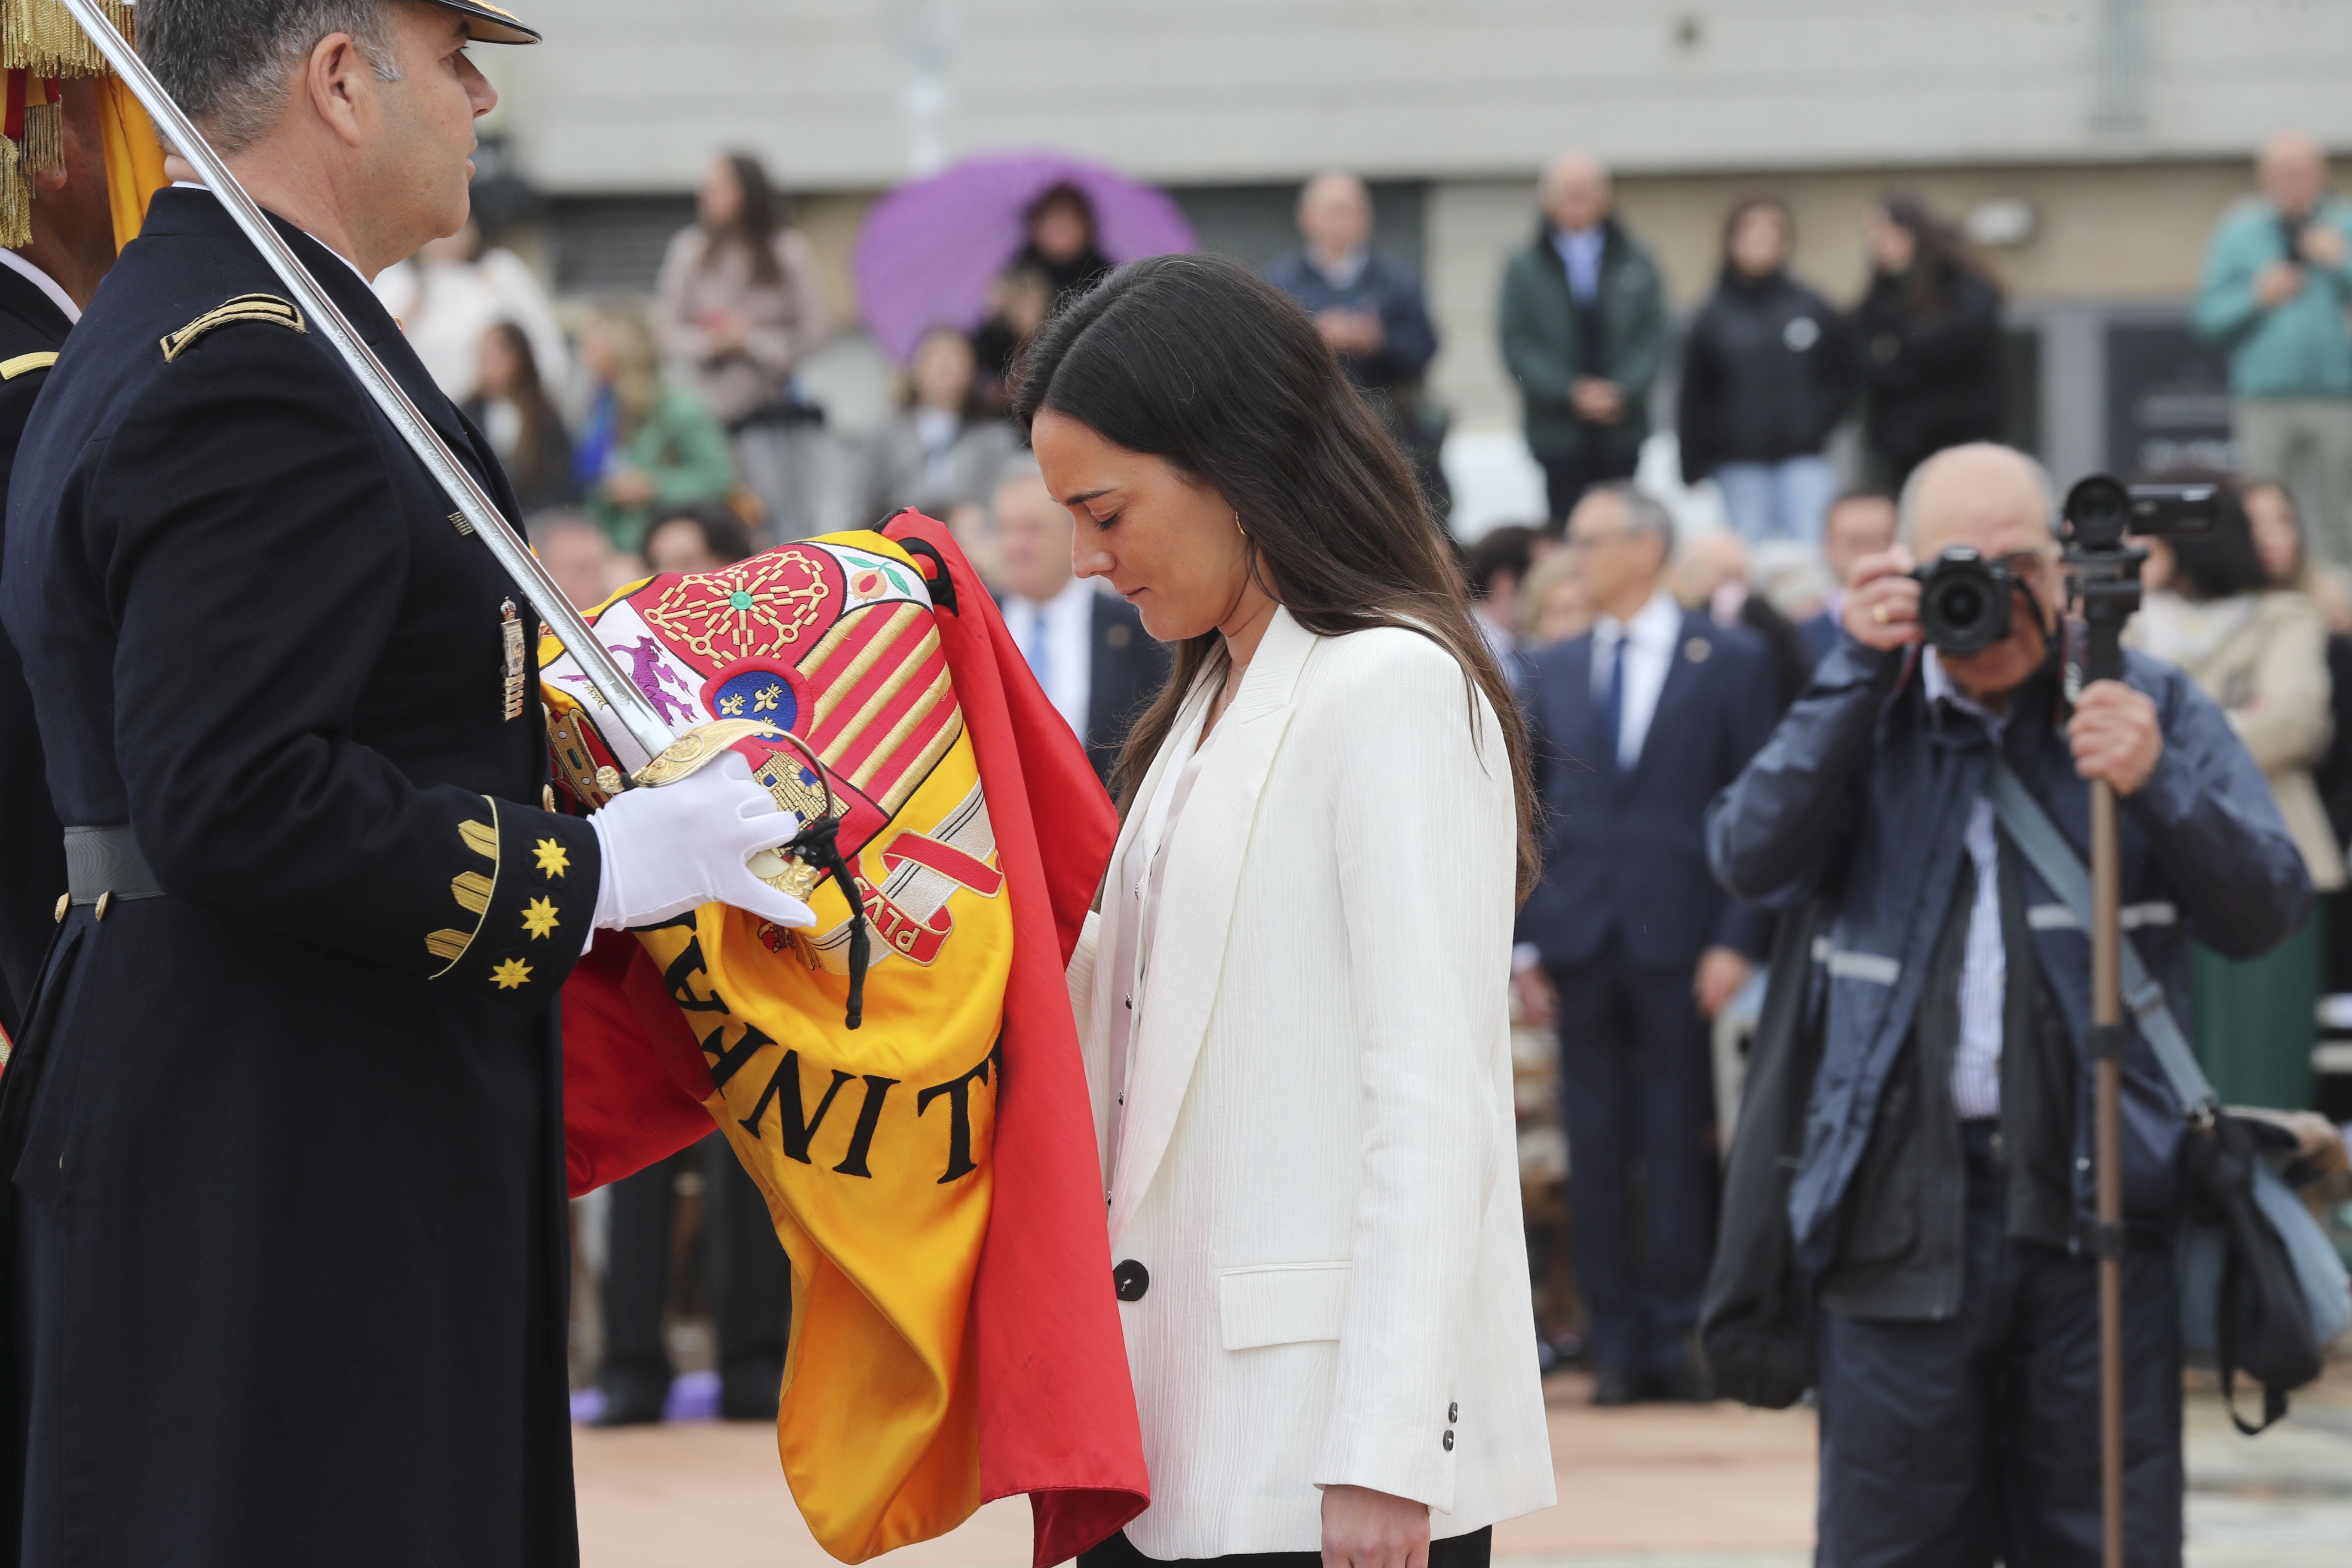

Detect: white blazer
1066,609,1555,1558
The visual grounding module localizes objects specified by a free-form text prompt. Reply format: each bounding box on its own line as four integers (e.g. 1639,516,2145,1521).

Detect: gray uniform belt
64,824,165,903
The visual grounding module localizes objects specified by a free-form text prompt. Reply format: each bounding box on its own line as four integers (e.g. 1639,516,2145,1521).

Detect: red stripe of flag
808,608,931,753
830,646,950,786
882,833,1004,896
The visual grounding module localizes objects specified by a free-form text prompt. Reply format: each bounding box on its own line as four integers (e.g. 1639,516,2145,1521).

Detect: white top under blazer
1066,608,1556,1557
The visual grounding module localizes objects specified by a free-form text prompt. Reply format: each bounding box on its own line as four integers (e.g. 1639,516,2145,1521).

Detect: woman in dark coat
462,322,576,517
1676,197,1859,545
1012,182,1113,310
1849,194,2006,489
973,184,1114,390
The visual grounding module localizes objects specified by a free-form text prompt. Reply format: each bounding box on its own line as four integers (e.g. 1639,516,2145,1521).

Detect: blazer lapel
1083,677,1210,1169
1554,635,1605,776
1623,615,1705,791
1104,607,1317,1241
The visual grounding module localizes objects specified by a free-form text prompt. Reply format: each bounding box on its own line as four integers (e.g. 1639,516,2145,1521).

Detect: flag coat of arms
552,515,1147,1564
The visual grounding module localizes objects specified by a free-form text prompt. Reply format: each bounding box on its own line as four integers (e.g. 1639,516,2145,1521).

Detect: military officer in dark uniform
0,3,807,1562
0,75,122,1041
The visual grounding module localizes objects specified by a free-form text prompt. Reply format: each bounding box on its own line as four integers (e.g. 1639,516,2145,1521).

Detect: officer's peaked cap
427,0,540,46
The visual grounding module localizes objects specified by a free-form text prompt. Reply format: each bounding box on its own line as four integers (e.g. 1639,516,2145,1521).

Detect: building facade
485,0,2352,496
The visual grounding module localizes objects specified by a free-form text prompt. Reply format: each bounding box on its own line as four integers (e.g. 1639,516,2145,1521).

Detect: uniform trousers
1080,1525,1491,1568
600,1132,791,1415
1815,1122,2184,1568
1549,951,1716,1373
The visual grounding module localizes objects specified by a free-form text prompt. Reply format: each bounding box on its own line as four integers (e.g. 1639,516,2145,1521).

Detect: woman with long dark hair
1849,193,2006,487
462,322,576,516
1014,254,1553,1568
2127,473,2340,1109
655,151,833,538
854,324,1018,526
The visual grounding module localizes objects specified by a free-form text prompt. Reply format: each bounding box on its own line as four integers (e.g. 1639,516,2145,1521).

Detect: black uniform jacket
0,263,69,1042
0,188,601,1565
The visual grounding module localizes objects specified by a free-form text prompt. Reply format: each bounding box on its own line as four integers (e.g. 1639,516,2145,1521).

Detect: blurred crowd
388,150,1456,627
1500,152,2006,536
1477,134,2352,1476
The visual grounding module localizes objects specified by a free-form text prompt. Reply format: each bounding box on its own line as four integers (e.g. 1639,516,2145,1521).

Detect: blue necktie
1601,632,1626,775
1026,607,1050,678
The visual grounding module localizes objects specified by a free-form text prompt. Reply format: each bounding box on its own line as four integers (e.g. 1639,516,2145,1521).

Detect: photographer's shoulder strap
1985,760,2222,1120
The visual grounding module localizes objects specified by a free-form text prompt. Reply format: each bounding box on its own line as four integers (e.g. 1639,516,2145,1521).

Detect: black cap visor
429,0,540,45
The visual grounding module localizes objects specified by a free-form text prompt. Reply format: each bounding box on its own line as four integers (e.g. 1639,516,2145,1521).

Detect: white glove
588,751,818,932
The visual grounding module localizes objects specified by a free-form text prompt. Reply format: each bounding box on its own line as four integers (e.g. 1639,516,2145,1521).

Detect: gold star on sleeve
490,956,534,990
533,837,570,878
521,896,560,940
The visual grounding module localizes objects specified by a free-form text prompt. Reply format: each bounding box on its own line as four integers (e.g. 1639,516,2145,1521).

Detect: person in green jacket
1499,153,1669,524
575,302,740,554
2193,130,2352,568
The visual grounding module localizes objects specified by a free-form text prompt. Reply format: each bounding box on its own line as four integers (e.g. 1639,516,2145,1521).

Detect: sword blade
54,0,679,761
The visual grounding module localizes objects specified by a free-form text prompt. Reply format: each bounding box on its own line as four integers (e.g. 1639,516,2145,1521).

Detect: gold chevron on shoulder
159,294,307,363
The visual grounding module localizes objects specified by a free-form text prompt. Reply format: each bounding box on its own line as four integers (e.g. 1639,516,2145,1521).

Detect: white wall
496,0,2352,193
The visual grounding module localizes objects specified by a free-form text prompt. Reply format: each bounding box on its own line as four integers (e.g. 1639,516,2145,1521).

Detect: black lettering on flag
832,1075,900,1177
916,1042,998,1184
702,1019,775,1093
739,1049,854,1163
664,936,728,1014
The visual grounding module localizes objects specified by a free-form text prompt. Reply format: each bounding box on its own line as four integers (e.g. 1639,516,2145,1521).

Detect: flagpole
54,0,679,761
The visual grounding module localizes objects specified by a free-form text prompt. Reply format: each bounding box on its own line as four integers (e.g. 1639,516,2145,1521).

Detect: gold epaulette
0,350,56,380
159,294,306,363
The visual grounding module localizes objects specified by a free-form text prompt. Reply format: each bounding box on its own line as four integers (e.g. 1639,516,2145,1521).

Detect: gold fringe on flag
0,0,134,76
0,0,149,250
19,95,58,174
0,130,30,249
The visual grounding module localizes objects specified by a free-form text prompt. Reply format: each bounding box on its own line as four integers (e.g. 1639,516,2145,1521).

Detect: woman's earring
1233,511,1248,539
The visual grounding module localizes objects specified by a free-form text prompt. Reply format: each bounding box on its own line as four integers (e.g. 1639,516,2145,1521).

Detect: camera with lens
2059,475,2216,553
1908,476,2220,659
1912,546,2017,658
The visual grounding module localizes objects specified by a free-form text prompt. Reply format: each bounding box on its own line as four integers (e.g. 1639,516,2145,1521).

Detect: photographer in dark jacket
1851,196,2006,489
1706,444,2309,1566
1676,197,1858,546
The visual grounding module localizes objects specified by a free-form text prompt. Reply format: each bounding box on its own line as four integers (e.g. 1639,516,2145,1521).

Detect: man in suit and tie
994,460,1169,787
1514,482,1778,1405
1798,488,1898,665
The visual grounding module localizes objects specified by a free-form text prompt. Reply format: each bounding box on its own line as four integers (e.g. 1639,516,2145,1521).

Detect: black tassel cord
783,813,869,1030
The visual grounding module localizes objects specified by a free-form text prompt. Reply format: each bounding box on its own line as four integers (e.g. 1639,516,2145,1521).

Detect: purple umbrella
852,153,1197,365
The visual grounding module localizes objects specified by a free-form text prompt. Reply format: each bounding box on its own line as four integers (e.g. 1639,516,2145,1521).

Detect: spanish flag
555,513,1147,1564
